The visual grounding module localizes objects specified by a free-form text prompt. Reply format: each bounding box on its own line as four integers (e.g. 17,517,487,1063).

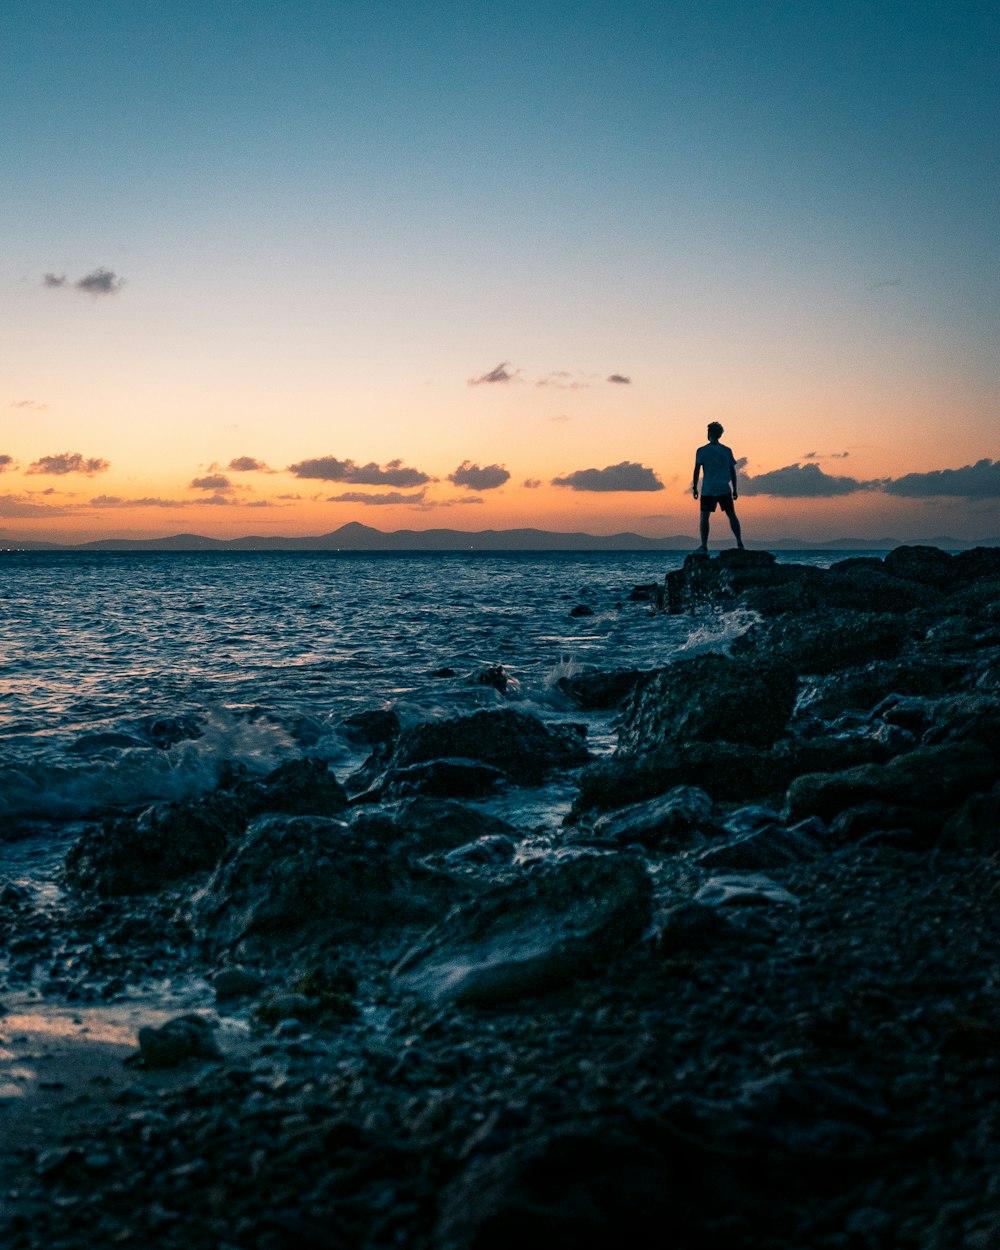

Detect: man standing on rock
692,421,744,553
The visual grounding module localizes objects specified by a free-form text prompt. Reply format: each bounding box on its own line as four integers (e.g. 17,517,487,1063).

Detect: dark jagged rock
555,668,650,710
393,854,652,1006
240,756,348,817
942,788,1000,851
698,814,826,870
569,603,595,617
65,791,248,896
390,797,519,852
883,543,956,587
138,714,203,750
191,813,454,953
390,708,591,784
616,653,798,754
732,610,910,674
383,757,507,799
587,785,715,849
339,708,401,748
785,740,995,823
136,1014,220,1068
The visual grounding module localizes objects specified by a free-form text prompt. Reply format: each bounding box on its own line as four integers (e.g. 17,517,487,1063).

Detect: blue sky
3,0,998,541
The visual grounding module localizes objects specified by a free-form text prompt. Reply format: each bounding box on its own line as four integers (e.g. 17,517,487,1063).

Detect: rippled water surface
0,549,855,824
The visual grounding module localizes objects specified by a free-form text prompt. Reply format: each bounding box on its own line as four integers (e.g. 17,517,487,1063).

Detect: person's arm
730,453,738,500
692,456,701,498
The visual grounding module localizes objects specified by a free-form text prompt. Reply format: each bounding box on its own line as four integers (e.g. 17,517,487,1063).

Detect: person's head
707,421,724,442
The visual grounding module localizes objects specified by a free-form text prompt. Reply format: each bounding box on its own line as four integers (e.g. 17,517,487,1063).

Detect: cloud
190,474,233,492
607,374,632,385
448,461,510,491
326,490,428,506
415,495,483,509
831,451,850,459
523,478,542,489
26,452,110,476
551,461,664,492
43,273,68,288
76,268,124,295
535,371,589,390
548,414,571,424
738,463,873,497
228,456,273,473
802,451,819,460
883,458,1000,499
0,493,71,517
288,456,431,487
0,455,13,472
10,399,48,410
90,495,190,509
468,361,518,386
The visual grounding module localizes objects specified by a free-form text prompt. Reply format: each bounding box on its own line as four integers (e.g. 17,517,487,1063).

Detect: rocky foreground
2,545,999,1249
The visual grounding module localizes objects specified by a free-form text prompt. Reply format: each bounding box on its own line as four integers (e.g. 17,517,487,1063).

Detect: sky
2,0,998,544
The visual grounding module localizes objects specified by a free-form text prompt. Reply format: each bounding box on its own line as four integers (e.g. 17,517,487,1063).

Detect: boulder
240,756,348,817
732,611,909,675
383,758,507,799
616,654,798,755
590,785,714,849
698,817,826,870
136,1014,220,1068
784,741,995,823
694,873,799,909
191,813,449,952
556,668,650,710
941,788,1000,851
390,708,591,784
883,544,955,588
393,854,652,1006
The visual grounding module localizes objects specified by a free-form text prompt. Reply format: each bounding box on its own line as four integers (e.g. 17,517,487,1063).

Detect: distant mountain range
3,522,998,553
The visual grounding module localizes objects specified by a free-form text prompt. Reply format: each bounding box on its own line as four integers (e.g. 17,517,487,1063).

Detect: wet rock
431,666,457,677
628,582,660,602
138,714,203,750
254,992,321,1025
732,610,909,675
241,756,348,817
656,901,737,954
136,1014,221,1068
442,835,517,867
785,740,995,823
434,1121,675,1250
589,785,714,849
469,664,515,694
616,654,798,755
211,966,265,1002
883,543,955,587
569,603,595,617
698,815,826,870
391,797,519,852
694,872,799,908
391,708,591,784
65,790,248,896
66,731,146,756
383,758,506,799
339,709,401,748
393,854,652,1006
192,813,450,952
828,801,944,845
941,788,1000,851
555,668,649,710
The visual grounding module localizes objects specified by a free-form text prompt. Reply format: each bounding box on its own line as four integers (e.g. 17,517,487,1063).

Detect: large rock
732,611,910,675
239,756,348,817
390,708,590,784
556,668,650,710
784,741,995,823
616,654,798,755
589,786,714,849
191,813,451,952
883,544,955,588
393,854,652,1006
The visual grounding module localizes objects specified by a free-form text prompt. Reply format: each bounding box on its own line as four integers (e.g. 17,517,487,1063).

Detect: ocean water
0,549,862,832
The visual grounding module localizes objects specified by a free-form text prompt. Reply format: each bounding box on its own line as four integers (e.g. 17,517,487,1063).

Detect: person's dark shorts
700,492,735,514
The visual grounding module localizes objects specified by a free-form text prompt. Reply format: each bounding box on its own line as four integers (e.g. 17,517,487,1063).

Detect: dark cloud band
552,462,664,492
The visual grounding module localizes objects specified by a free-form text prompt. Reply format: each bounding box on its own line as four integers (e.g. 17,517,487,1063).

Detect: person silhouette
692,421,744,553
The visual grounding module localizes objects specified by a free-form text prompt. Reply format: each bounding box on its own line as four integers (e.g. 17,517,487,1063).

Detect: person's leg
728,507,744,548
699,508,710,552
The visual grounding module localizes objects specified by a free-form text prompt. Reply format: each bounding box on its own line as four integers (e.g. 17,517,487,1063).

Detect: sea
0,549,869,850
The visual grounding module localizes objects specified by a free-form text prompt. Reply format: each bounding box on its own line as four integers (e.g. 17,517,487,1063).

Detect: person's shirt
695,442,736,495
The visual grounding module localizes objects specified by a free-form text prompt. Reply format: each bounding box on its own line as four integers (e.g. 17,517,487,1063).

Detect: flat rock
393,854,652,1006
694,873,799,908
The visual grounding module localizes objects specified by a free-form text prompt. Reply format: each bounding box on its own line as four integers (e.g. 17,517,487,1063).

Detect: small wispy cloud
607,374,631,385
228,456,274,473
326,490,428,506
0,493,72,517
523,478,542,489
43,268,125,295
0,455,14,472
535,371,589,390
26,452,110,476
468,361,518,386
10,399,48,410
448,461,510,491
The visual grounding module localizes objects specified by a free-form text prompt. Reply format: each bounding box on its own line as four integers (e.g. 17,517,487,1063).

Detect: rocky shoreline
2,546,998,1249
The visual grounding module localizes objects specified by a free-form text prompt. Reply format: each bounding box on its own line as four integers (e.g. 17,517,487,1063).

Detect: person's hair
707,421,724,438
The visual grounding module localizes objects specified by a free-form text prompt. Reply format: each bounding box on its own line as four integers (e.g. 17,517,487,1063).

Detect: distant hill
2,524,997,553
